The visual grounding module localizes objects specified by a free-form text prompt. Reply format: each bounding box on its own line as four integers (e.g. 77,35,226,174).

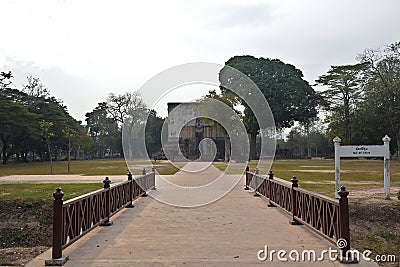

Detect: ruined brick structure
167,102,229,161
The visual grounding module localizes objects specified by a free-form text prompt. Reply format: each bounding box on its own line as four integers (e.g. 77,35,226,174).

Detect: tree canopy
218,55,324,159
2,42,400,163
0,75,85,165
315,41,400,155
315,63,365,144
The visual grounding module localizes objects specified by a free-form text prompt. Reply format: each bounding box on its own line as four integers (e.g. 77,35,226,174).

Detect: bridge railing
245,169,351,260
45,169,155,266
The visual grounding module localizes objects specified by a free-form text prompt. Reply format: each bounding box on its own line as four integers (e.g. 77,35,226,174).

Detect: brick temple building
166,102,229,161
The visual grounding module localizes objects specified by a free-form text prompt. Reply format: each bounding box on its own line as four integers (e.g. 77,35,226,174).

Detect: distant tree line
85,92,164,160
0,72,164,166
0,72,86,167
2,41,399,163
316,41,400,155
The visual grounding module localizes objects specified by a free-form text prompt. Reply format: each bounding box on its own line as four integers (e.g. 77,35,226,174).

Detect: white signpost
333,135,391,199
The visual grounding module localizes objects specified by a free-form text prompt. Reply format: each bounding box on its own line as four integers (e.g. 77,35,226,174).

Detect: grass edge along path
0,159,179,177
0,183,103,201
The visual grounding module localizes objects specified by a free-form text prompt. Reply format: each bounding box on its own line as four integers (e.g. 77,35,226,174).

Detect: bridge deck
28,163,376,266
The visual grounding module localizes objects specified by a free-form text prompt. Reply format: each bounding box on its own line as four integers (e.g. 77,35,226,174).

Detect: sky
1,0,399,121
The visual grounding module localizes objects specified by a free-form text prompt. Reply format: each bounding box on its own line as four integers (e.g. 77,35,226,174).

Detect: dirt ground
0,201,52,266
350,200,400,267
0,190,399,266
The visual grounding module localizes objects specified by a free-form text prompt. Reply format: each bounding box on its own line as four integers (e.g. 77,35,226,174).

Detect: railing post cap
103,177,111,188
246,165,249,171
333,136,341,143
255,167,259,174
338,186,349,198
291,176,299,187
382,135,391,143
53,187,64,200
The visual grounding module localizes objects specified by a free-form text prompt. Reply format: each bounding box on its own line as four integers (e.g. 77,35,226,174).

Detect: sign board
339,145,386,158
333,136,391,199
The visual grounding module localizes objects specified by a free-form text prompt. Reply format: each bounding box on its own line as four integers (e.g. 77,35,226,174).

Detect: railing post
101,177,113,226
142,168,148,197
244,166,249,190
290,176,301,225
126,172,135,208
267,171,275,207
45,188,69,266
151,166,156,190
253,168,260,197
382,135,391,200
338,186,356,263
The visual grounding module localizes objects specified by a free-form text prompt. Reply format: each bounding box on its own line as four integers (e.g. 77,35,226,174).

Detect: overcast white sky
1,0,399,121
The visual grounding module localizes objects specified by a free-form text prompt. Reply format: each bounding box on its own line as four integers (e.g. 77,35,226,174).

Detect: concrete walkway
28,163,377,266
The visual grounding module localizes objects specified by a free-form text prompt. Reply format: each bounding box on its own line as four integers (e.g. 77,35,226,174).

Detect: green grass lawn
214,159,400,198
0,159,179,176
0,159,179,201
0,183,103,201
1,158,400,199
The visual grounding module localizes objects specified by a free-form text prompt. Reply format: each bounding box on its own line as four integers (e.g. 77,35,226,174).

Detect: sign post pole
333,136,341,199
333,135,390,200
382,135,391,200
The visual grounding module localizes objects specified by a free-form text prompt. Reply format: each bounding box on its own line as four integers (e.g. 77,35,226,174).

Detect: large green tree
0,92,37,164
219,55,323,160
85,102,120,158
145,110,164,156
316,64,365,145
355,42,400,153
0,73,86,164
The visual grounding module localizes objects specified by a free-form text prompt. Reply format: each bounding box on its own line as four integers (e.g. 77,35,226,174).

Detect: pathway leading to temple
28,162,376,266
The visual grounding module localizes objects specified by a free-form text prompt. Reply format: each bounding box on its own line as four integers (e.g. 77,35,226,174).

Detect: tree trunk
47,142,53,175
305,124,311,158
396,133,400,162
249,132,257,161
344,100,351,145
22,152,28,163
67,139,71,173
224,135,230,162
2,145,7,164
1,134,9,164
75,145,80,160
